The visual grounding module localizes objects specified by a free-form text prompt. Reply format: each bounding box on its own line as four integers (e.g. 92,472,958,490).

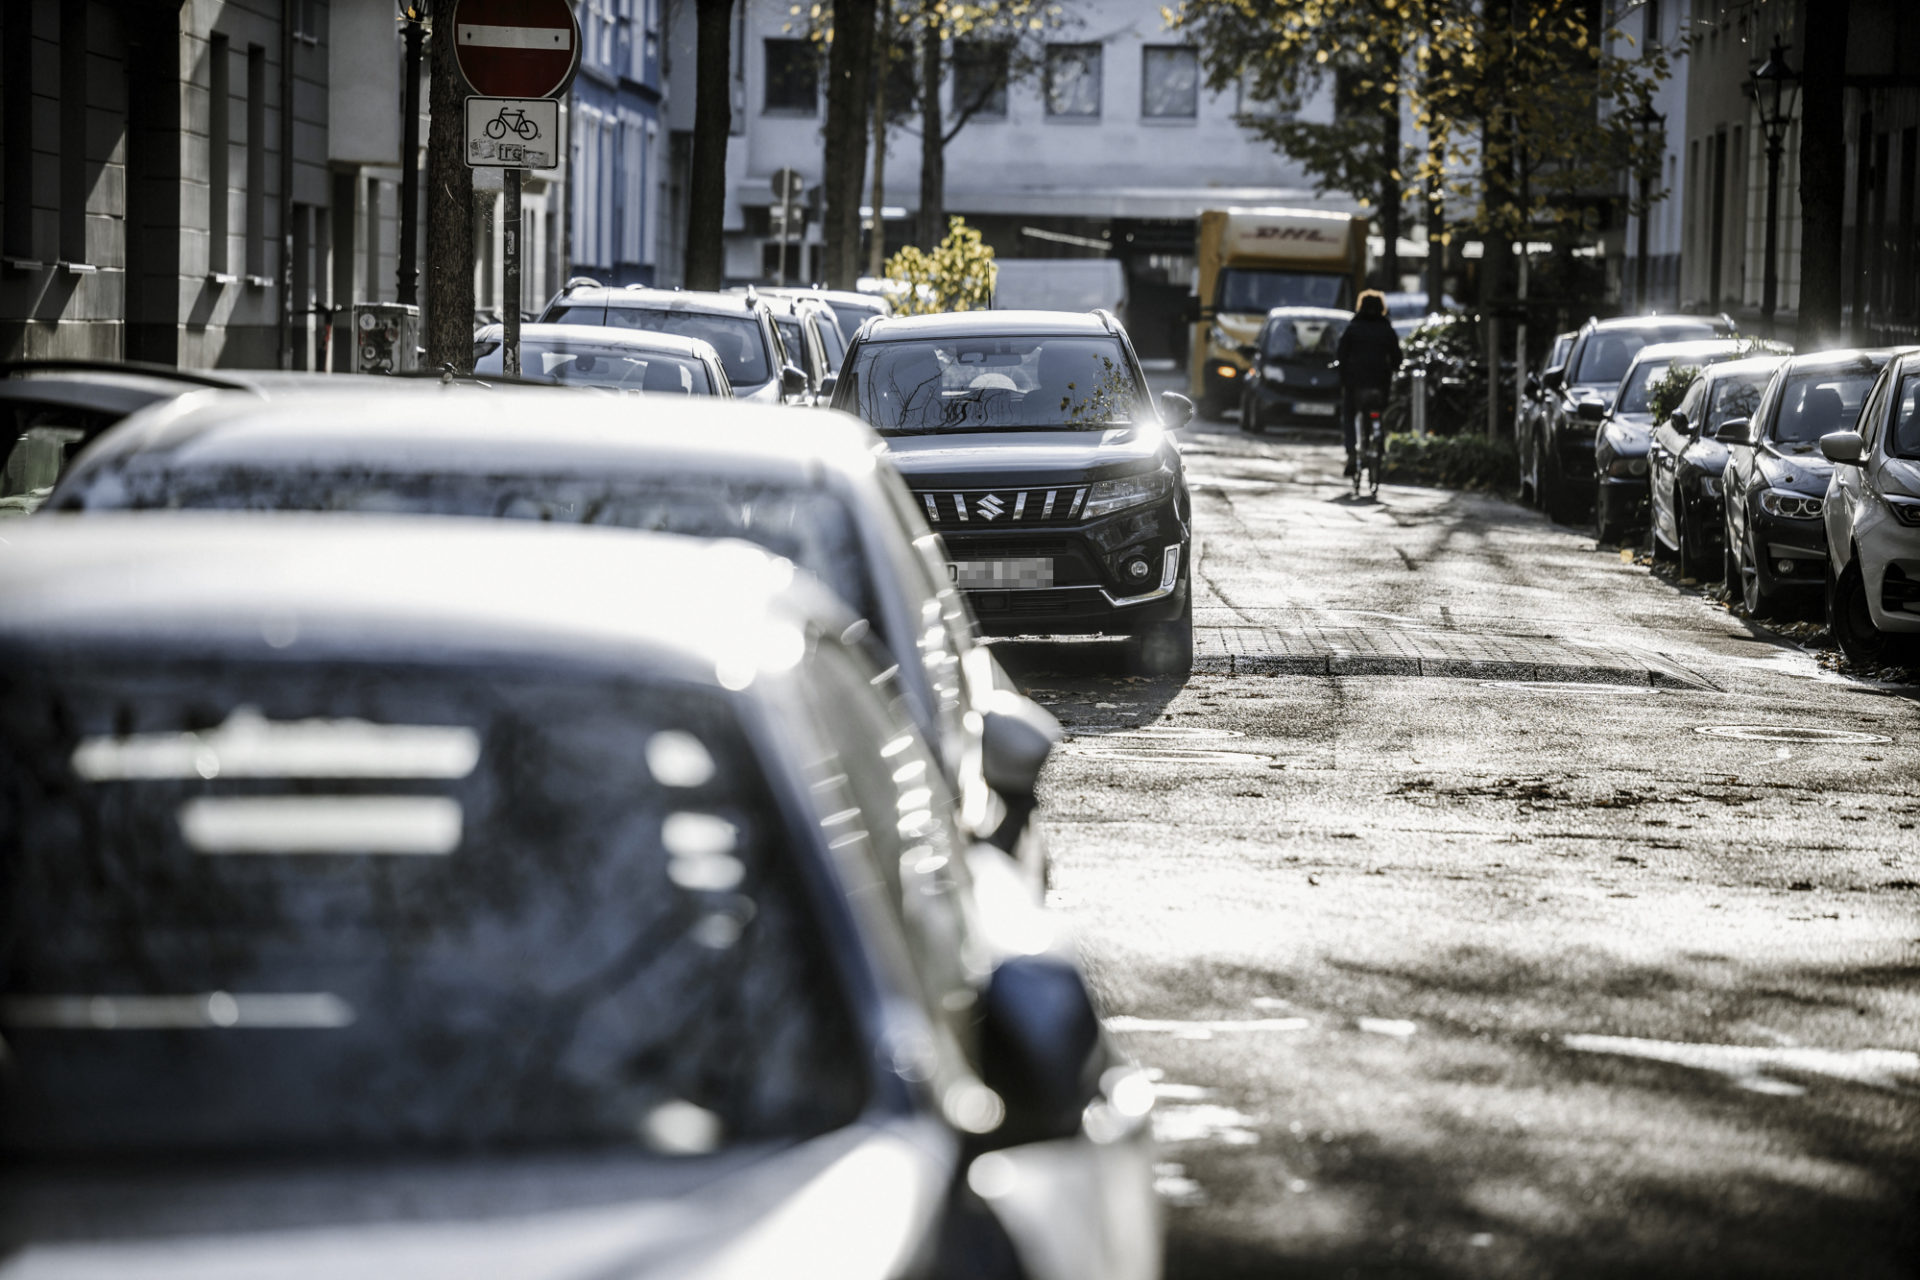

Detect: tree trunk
425,18,473,370
1796,0,1849,347
1377,88,1401,292
867,0,891,280
684,0,733,291
916,20,945,249
823,0,877,289
1478,0,1514,439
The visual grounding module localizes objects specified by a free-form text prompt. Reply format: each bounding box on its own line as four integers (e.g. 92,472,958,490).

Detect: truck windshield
848,335,1143,434
1217,269,1351,314
0,659,868,1158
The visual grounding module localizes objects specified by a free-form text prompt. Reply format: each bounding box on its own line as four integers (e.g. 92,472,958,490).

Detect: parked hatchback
1236,306,1347,433
0,517,1158,1279
541,283,803,404
1820,347,1920,664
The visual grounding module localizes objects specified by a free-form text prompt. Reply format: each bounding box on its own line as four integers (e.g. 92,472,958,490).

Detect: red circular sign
452,0,580,99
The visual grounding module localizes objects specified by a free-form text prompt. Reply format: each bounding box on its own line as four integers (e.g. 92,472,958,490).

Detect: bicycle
1351,388,1386,498
484,108,540,141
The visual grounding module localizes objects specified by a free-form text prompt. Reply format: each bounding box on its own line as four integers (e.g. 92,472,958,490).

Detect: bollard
1410,366,1428,438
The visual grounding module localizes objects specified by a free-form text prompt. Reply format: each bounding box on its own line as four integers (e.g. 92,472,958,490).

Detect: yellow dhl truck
1189,207,1370,415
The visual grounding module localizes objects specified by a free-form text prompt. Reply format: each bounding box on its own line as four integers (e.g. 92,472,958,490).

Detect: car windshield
1217,269,1352,314
1574,325,1719,387
1896,373,1920,459
0,659,867,1157
472,339,714,394
549,306,771,388
1771,369,1876,445
776,318,806,368
1616,360,1673,415
1265,315,1348,360
62,473,878,621
1706,371,1774,433
848,334,1143,434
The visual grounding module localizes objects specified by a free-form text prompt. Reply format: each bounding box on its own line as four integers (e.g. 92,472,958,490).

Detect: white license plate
948,558,1054,589
1294,401,1337,417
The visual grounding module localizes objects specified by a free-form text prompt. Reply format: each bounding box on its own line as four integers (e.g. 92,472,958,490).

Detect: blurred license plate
949,558,1054,589
1295,402,1337,417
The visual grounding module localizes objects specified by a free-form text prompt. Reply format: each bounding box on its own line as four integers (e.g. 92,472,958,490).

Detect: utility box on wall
350,305,420,374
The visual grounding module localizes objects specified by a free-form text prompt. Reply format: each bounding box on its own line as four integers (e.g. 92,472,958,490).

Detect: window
209,35,231,275
1044,44,1101,118
1142,46,1198,120
245,44,266,279
954,41,1009,118
764,39,819,115
59,1,86,264
2,2,32,260
1645,0,1661,50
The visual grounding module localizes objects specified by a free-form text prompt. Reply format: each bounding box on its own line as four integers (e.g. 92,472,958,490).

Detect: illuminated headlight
1084,467,1175,518
1262,364,1287,383
1757,488,1822,519
1699,475,1722,498
1607,457,1650,478
1215,364,1239,379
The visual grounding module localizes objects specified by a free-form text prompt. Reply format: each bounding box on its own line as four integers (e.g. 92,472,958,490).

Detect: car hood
1759,443,1833,495
0,1123,950,1280
1682,438,1730,474
1880,456,1920,499
1601,420,1652,454
881,428,1170,488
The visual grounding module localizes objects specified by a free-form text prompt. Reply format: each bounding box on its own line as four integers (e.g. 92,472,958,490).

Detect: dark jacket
1336,314,1402,393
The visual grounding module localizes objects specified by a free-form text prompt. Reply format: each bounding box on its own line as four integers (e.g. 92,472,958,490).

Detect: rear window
547,305,771,389
58,473,879,622
0,658,866,1158
1574,325,1719,387
472,337,715,394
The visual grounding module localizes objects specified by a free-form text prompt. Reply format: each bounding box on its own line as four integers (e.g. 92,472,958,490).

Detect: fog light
1125,556,1153,581
1777,559,1794,575
1216,364,1239,379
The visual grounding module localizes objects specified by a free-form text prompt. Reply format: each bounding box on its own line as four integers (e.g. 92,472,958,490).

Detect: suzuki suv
831,310,1196,675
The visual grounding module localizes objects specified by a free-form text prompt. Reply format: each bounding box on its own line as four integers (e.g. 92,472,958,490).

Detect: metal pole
504,169,521,377
777,187,791,286
1513,245,1527,442
397,16,425,306
1636,168,1651,312
1762,133,1783,327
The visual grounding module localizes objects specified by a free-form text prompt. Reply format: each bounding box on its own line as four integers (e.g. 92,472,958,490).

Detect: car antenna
743,284,759,306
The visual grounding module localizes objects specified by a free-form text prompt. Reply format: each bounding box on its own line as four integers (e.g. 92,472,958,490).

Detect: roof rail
563,276,601,292
1092,308,1121,335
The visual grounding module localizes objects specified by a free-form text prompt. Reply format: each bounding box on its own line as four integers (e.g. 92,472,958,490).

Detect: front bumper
1749,509,1829,592
1248,379,1341,425
1552,428,1598,481
1853,499,1920,632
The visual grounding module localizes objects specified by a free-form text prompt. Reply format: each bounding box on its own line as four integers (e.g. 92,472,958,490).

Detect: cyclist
1335,290,1402,478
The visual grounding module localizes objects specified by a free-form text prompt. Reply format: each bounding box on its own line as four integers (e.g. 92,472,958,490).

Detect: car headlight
1756,487,1822,519
1698,475,1722,498
1084,467,1175,518
1606,456,1650,477
1885,495,1920,527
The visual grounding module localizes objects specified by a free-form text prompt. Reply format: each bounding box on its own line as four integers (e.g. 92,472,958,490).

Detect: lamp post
396,1,430,308
1629,101,1665,313
1748,36,1799,330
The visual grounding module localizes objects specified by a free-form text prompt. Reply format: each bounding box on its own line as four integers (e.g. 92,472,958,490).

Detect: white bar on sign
458,23,571,49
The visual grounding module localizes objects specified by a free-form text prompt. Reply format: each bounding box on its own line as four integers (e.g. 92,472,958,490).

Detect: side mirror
1159,389,1196,430
1820,430,1866,465
817,371,839,402
780,363,809,398
1714,416,1753,445
1236,343,1260,360
981,691,1062,803
979,953,1101,1145
1525,372,1541,397
1575,400,1607,423
1669,408,1689,431
1541,366,1566,392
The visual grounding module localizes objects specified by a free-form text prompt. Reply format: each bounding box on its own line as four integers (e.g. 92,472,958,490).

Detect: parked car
765,289,851,372
1592,338,1778,542
821,287,896,345
1521,314,1734,523
1516,331,1577,503
1820,348,1920,664
760,294,838,401
540,282,804,404
1647,353,1788,577
0,516,1158,1279
1236,306,1347,433
1721,349,1894,618
830,309,1197,675
472,323,732,395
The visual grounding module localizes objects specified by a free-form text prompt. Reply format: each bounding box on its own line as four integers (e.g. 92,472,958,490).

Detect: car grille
913,487,1089,528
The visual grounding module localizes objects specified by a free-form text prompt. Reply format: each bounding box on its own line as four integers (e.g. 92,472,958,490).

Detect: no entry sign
453,0,580,100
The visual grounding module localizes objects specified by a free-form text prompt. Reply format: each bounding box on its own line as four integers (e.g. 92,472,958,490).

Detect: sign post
453,0,579,379
771,168,804,287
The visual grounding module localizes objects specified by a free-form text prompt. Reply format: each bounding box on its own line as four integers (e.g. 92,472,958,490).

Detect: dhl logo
1244,226,1338,242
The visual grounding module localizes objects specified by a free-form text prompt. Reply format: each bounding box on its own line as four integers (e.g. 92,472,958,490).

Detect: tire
1675,501,1706,579
1647,515,1674,565
1517,433,1536,505
1240,392,1261,434
1739,528,1781,619
1593,482,1619,544
1540,451,1580,525
1828,556,1893,667
1127,591,1194,677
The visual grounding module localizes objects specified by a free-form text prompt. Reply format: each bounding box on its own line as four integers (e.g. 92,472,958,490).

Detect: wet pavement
994,414,1920,1278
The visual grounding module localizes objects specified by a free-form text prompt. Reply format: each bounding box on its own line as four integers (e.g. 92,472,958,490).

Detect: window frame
953,39,1010,120
1043,42,1102,119
1140,44,1200,121
762,38,820,116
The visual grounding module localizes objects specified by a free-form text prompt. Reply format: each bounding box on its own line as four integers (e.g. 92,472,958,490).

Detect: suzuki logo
975,494,1006,520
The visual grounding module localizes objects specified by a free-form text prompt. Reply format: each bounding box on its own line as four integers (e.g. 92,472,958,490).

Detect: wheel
1675,502,1706,580
1739,528,1781,619
485,118,506,139
1593,482,1619,544
1647,516,1674,565
1240,392,1261,434
1828,557,1893,667
1127,591,1193,677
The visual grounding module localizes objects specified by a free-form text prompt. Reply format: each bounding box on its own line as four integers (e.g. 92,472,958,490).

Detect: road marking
1357,1017,1418,1038
1563,1034,1920,1095
1109,1016,1311,1037
1694,725,1892,744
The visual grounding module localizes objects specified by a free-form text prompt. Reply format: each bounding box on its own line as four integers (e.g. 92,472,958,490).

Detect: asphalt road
994,411,1920,1279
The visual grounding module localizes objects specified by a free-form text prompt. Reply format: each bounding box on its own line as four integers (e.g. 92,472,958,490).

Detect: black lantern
1628,100,1665,312
1747,37,1799,326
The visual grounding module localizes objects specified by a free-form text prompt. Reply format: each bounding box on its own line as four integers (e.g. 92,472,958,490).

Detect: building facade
1612,0,1690,314
565,0,667,292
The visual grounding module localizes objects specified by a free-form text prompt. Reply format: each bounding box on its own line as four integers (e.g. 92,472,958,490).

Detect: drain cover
1693,725,1892,744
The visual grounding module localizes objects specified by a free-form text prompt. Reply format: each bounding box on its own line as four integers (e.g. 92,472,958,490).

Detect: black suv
1521,314,1733,523
831,309,1197,674
540,282,805,404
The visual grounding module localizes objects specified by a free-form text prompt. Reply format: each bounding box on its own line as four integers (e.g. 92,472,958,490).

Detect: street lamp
396,2,431,308
1748,36,1799,329
1629,101,1665,313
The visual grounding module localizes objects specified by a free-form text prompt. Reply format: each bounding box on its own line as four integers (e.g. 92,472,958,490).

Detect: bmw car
1647,354,1787,578
830,310,1197,675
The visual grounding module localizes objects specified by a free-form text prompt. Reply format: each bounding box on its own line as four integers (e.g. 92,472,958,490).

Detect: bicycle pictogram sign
484,106,542,141
463,97,560,169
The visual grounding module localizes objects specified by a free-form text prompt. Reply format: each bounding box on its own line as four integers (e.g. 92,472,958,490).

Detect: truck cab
1188,208,1369,417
